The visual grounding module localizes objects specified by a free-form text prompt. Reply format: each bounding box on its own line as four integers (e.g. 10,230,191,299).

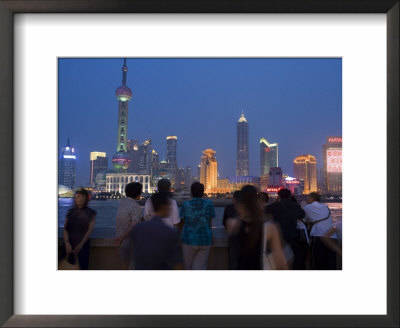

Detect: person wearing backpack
304,192,338,270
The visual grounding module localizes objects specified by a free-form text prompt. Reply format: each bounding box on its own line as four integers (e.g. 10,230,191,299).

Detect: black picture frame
0,1,398,327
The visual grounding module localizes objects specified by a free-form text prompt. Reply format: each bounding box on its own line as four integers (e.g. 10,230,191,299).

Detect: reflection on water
58,198,342,238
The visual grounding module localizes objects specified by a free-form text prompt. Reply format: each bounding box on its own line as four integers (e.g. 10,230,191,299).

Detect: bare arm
321,227,342,256
74,216,96,254
268,223,289,270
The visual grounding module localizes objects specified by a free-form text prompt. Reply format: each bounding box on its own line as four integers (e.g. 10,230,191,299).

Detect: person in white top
143,179,180,227
304,192,338,270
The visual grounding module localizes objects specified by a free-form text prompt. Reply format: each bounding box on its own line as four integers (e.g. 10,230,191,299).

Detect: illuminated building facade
58,138,76,189
127,139,140,173
293,155,317,194
106,173,152,195
138,139,152,175
112,59,132,171
89,151,108,186
228,176,260,191
200,149,218,192
236,111,249,176
260,138,278,176
323,136,342,194
284,176,303,195
166,136,178,187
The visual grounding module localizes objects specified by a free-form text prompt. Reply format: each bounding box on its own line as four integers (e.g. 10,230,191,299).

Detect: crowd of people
60,179,342,270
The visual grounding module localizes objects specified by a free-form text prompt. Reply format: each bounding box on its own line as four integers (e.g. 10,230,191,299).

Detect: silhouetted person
223,190,242,269
304,192,338,270
144,179,180,227
115,182,143,269
62,189,96,270
226,185,288,270
266,188,306,269
129,192,183,270
180,182,215,270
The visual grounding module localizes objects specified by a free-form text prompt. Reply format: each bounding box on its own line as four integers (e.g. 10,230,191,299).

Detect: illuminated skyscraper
127,139,140,173
166,136,178,187
184,166,192,190
59,138,76,189
89,151,108,186
293,155,317,194
323,136,342,194
236,111,249,176
112,59,132,171
138,139,152,175
260,138,278,176
200,149,218,192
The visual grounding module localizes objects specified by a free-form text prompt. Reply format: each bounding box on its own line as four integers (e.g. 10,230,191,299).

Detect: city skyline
58,58,342,187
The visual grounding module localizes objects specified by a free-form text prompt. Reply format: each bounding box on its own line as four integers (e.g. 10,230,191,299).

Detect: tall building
112,59,132,172
184,166,192,190
269,167,283,186
236,111,249,176
138,139,152,175
89,151,108,186
293,155,317,194
323,136,342,195
59,138,76,189
200,149,218,192
260,138,278,176
151,149,160,178
127,139,140,173
166,136,178,187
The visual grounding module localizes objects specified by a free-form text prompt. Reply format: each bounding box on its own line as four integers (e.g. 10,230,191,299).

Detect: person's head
232,190,242,205
277,188,291,200
151,192,171,218
257,192,269,208
290,196,298,203
74,188,89,208
236,185,261,220
236,185,263,249
307,192,321,204
157,179,171,193
125,182,142,200
191,182,205,198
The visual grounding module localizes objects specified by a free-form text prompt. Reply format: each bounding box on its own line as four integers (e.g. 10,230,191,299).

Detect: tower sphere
112,151,131,170
115,85,133,102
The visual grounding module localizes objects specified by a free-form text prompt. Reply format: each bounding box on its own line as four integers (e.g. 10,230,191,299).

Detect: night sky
58,58,342,187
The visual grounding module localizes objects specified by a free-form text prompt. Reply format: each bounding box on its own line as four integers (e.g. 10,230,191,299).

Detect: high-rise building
127,139,140,173
89,151,108,186
269,167,283,186
59,138,76,189
112,59,132,172
166,136,178,187
236,111,249,176
260,138,278,177
138,139,152,175
200,149,218,192
293,155,317,194
184,166,192,190
323,136,342,195
151,149,160,178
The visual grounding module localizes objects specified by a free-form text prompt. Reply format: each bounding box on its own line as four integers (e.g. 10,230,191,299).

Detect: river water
58,198,342,239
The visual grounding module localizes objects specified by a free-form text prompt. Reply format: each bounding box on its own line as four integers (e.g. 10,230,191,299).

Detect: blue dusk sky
58,58,342,187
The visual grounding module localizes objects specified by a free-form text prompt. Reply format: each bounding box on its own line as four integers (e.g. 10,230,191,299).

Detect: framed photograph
0,0,398,327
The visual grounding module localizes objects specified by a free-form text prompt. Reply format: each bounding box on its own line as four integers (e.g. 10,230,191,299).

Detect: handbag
58,253,80,270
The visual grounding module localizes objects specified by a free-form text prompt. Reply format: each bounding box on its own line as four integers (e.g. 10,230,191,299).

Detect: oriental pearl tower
112,58,133,171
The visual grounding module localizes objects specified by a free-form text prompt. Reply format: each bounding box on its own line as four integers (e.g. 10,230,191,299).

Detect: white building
106,173,153,195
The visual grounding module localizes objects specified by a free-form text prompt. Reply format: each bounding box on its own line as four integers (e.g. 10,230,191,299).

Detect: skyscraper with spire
112,59,133,172
236,110,249,176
